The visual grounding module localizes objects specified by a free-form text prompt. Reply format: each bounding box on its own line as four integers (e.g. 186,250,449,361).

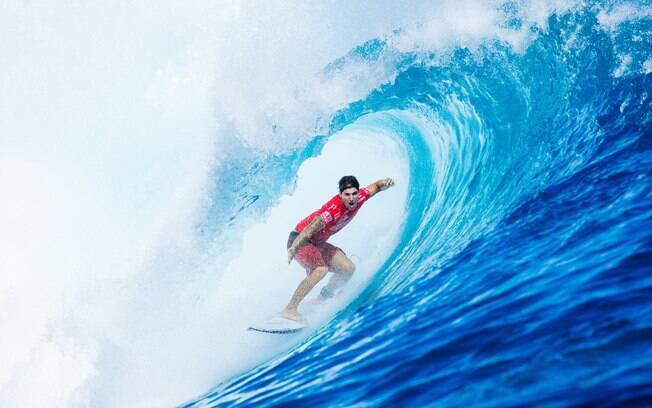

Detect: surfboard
248,316,306,334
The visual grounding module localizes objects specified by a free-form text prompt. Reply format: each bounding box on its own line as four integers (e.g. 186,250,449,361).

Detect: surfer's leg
282,266,329,320
283,241,331,319
321,248,355,299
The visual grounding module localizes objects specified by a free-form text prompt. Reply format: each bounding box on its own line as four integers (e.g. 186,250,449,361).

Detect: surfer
282,175,395,322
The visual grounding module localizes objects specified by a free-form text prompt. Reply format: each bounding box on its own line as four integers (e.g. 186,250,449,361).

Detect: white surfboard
248,316,306,334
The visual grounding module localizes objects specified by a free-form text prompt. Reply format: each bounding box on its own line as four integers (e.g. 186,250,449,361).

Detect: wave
185,2,652,407
2,1,651,407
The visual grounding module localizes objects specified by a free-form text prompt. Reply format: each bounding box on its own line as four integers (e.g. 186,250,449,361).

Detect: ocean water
1,1,651,407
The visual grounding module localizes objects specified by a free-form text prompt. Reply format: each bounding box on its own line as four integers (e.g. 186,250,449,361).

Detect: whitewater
1,1,651,407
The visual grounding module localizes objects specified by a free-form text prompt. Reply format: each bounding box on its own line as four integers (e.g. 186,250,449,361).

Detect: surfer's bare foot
281,309,304,322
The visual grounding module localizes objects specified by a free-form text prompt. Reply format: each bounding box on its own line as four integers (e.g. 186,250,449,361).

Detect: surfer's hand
381,178,395,190
287,247,296,264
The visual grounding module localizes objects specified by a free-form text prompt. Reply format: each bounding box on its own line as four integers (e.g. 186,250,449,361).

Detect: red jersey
294,187,372,244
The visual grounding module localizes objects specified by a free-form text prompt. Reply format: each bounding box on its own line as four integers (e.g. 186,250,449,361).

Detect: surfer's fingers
382,178,394,190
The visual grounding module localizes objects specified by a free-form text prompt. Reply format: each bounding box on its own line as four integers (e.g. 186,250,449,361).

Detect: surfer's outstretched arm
366,178,395,197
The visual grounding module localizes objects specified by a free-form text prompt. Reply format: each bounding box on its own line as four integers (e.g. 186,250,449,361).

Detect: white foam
1,2,216,406
597,4,652,29
644,59,652,74
391,0,578,56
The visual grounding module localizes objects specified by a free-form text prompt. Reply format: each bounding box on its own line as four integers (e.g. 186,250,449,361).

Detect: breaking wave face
2,1,651,407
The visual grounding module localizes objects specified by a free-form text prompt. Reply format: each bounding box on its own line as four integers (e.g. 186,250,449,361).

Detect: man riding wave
282,175,395,322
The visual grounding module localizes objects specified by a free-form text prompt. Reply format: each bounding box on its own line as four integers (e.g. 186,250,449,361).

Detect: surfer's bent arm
366,178,395,197
288,216,325,262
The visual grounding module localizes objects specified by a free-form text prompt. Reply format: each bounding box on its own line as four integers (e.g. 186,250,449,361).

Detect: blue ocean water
186,4,651,407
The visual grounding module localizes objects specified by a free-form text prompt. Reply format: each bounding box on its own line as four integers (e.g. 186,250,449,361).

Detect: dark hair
338,175,359,192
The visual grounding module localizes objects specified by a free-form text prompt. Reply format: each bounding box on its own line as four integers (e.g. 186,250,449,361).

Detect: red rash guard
294,187,371,243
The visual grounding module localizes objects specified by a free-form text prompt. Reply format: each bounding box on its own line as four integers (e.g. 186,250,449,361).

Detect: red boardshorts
287,231,342,273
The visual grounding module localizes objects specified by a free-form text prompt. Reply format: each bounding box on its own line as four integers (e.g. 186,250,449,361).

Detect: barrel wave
2,2,651,407
185,4,652,408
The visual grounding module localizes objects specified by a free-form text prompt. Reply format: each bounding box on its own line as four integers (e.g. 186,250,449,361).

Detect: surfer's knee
342,260,355,276
331,255,355,276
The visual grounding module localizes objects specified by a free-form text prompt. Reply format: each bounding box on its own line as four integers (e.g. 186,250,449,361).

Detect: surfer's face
339,187,360,210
